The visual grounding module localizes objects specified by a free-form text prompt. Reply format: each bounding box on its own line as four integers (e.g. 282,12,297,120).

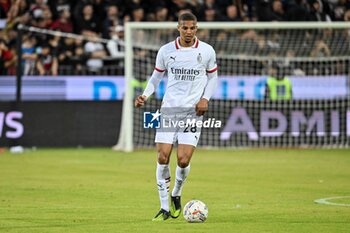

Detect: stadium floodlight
114,22,350,152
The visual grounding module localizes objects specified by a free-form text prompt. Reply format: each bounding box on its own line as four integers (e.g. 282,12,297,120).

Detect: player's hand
195,98,209,116
135,95,147,108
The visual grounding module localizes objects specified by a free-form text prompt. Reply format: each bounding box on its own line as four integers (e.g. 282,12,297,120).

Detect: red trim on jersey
175,38,180,49
206,66,218,73
194,37,199,48
155,67,166,72
175,37,198,49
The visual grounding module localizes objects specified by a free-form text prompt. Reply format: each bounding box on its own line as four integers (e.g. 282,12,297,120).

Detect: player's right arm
134,47,166,108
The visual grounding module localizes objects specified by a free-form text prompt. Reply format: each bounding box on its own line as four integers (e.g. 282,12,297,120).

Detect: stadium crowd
0,0,350,76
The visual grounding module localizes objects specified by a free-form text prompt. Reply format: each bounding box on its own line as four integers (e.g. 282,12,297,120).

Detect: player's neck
179,37,196,47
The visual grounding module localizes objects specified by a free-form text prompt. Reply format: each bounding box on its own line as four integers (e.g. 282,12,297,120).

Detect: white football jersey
155,37,217,108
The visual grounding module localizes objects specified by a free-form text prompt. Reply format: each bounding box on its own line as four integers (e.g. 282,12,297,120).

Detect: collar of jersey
175,37,199,49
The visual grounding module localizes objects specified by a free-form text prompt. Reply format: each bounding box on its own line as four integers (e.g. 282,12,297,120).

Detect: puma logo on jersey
170,56,176,61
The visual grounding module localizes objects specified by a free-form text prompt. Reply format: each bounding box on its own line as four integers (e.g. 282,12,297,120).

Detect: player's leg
153,132,174,221
170,116,201,218
170,143,195,218
170,120,201,217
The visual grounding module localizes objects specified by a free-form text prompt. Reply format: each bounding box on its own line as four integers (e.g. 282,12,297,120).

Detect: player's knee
157,150,170,164
177,157,190,168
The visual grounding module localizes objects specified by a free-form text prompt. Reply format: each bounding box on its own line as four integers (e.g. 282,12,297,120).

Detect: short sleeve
155,47,166,72
206,46,217,73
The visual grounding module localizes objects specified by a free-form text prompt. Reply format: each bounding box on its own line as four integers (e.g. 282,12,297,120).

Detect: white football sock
156,162,171,211
171,164,190,197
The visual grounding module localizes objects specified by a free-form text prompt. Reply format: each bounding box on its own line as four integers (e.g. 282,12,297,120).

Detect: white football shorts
155,108,202,147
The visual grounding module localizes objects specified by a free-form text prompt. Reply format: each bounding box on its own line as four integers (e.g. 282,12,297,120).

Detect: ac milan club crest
197,53,202,63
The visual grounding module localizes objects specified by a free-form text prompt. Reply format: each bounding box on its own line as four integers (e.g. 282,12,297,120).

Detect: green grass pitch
0,148,349,233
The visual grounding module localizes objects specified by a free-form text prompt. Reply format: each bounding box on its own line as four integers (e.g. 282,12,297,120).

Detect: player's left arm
196,47,218,116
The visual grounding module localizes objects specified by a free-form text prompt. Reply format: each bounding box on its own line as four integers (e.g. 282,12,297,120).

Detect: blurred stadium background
0,0,350,232
1,0,349,148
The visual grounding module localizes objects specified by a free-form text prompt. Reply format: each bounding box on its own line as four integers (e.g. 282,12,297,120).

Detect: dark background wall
0,101,122,147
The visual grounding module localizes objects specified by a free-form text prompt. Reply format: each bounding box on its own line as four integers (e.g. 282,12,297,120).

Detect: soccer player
134,12,218,221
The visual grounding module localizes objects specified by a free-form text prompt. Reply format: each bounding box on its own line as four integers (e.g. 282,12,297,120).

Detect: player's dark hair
178,12,197,23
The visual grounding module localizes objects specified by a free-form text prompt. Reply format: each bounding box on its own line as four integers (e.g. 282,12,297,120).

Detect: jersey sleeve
155,47,166,72
206,46,217,73
142,47,166,97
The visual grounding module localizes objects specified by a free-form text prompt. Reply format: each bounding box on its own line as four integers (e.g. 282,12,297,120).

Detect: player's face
177,20,197,46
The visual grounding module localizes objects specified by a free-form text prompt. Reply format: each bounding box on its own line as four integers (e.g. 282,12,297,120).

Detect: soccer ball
183,200,208,223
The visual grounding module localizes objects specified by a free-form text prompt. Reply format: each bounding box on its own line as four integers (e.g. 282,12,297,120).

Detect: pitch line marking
314,196,350,207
